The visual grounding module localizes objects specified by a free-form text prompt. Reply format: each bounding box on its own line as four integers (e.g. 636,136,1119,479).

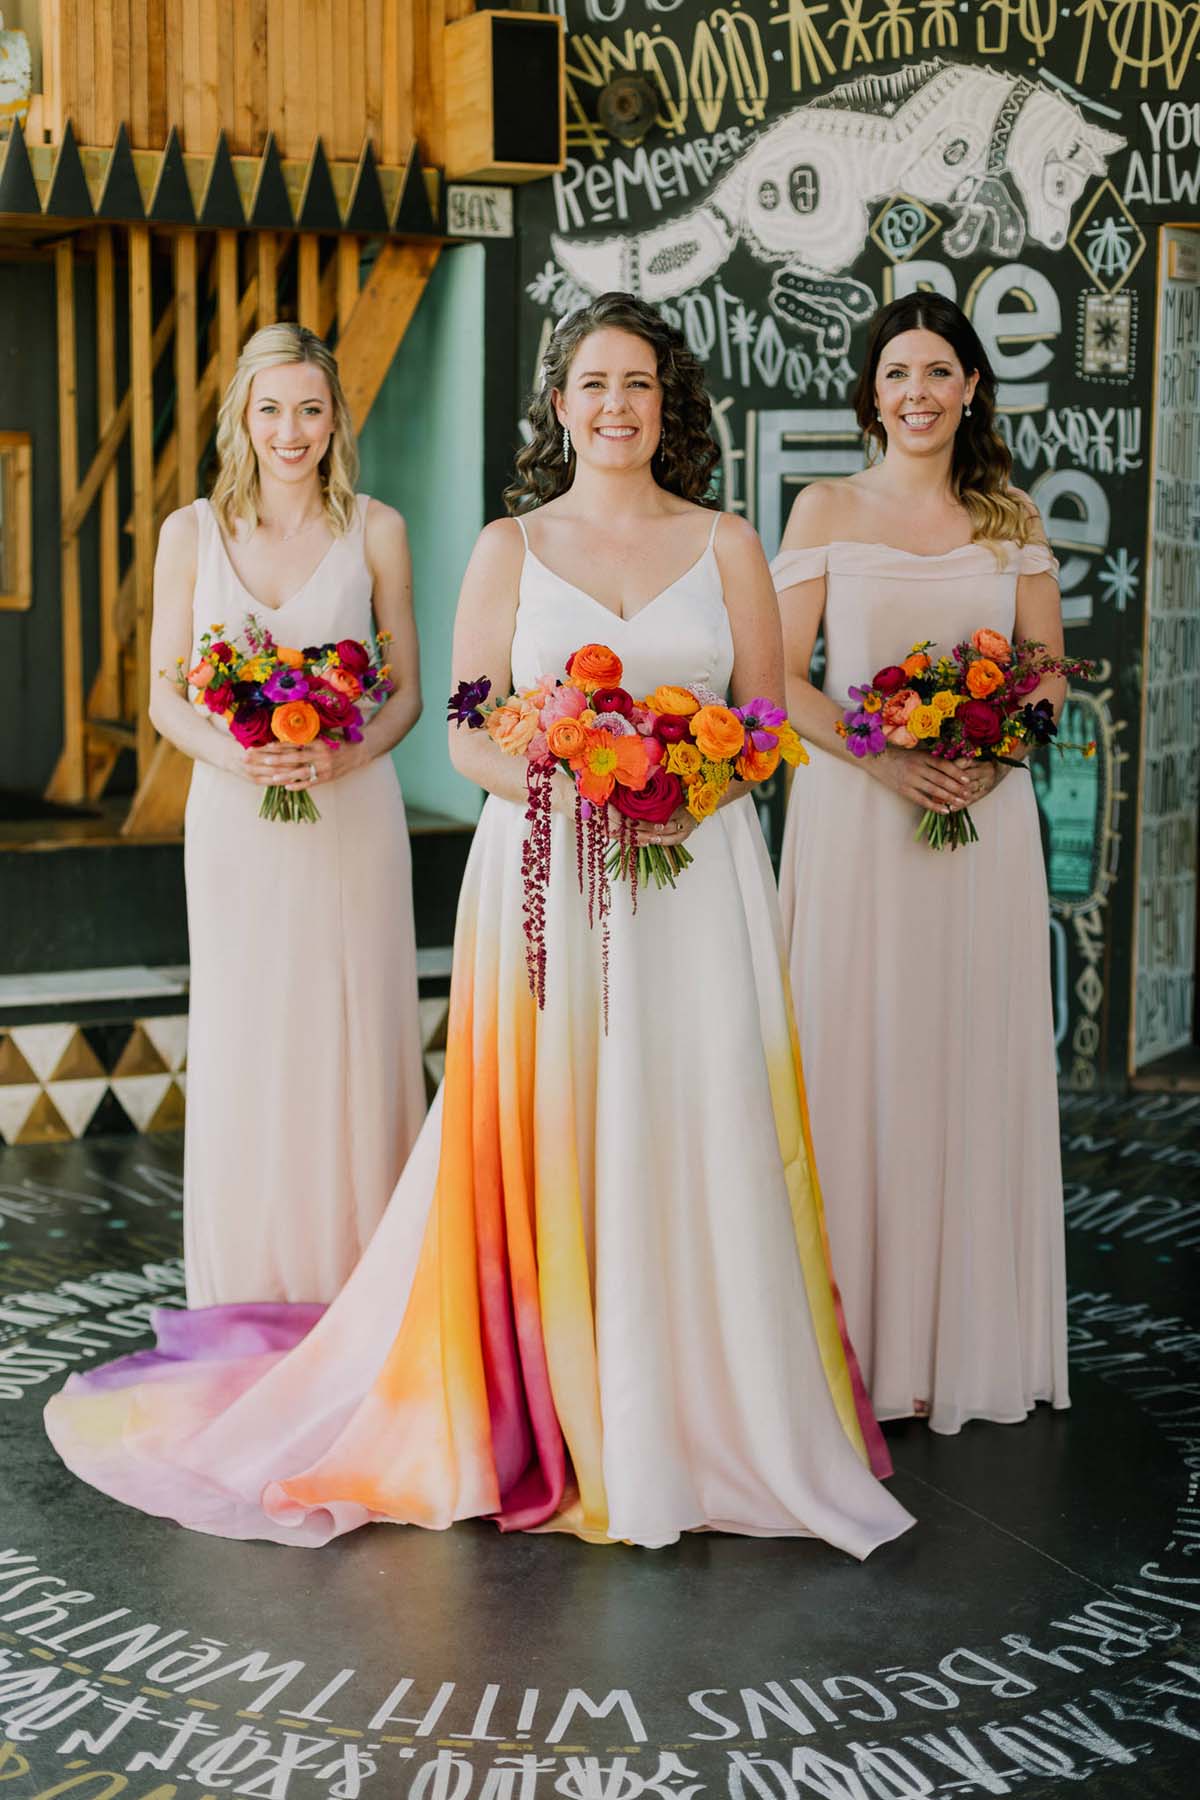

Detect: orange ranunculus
665,741,703,783
690,703,745,761
325,667,363,699
578,709,598,728
648,684,700,718
570,729,649,805
687,780,720,822
546,717,588,761
188,660,215,689
775,722,809,767
900,652,931,678
566,644,623,692
736,741,782,783
271,700,320,745
276,645,306,669
965,658,1004,698
972,628,1012,666
486,703,539,756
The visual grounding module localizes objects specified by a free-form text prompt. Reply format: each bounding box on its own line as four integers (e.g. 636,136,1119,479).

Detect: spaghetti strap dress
181,495,426,1306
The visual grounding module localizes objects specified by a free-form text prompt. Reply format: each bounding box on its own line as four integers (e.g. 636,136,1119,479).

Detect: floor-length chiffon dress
772,539,1070,1436
181,495,426,1305
45,515,915,1554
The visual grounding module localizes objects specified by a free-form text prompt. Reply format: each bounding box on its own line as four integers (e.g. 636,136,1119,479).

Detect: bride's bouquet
836,629,1097,850
180,616,394,821
449,643,805,1009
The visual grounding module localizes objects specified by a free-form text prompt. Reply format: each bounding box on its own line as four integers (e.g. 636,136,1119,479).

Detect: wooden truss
1,121,442,837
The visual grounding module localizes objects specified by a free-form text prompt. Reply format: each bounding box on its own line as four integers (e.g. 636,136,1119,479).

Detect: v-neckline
524,542,716,625
211,506,341,614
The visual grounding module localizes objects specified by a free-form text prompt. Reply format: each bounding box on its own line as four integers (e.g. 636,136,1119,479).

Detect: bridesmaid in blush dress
145,325,426,1307
771,294,1070,1437
45,295,914,1557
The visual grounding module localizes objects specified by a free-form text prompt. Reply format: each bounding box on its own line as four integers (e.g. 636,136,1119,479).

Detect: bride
46,294,914,1556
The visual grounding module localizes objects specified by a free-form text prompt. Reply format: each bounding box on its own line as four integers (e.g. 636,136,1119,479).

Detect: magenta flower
841,701,886,757
733,699,787,751
264,668,309,703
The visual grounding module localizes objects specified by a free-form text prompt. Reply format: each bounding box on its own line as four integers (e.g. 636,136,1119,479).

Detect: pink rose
204,684,234,713
541,685,587,724
611,767,684,825
527,730,551,764
886,725,918,749
959,699,1004,745
881,688,920,730
229,702,274,747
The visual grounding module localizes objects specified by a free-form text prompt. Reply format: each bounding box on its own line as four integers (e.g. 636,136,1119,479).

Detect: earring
963,403,972,418
562,425,571,463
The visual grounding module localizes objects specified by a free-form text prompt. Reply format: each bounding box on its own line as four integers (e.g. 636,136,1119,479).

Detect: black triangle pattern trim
393,143,437,237
249,132,293,229
345,141,388,233
149,126,195,224
200,131,245,228
45,122,94,220
298,138,342,230
97,123,145,221
0,118,43,216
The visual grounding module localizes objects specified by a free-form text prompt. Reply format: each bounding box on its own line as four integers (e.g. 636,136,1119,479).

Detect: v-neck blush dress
45,512,915,1555
181,495,426,1306
771,539,1070,1436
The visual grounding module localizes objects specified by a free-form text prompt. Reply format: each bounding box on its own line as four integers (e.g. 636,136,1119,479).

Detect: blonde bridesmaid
147,324,427,1306
771,294,1070,1436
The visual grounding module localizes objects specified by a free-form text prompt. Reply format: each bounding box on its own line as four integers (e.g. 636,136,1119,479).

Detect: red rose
308,684,357,730
336,638,370,674
872,665,908,696
611,767,684,825
204,684,234,713
655,714,692,742
229,702,274,747
959,699,1004,745
593,686,635,718
210,641,234,665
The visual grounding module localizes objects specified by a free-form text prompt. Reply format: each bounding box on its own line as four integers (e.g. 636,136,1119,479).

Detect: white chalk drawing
552,60,1123,355
1080,290,1137,380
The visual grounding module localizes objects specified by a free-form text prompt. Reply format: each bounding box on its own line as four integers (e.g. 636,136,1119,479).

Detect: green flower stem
259,783,321,824
604,841,694,890
916,806,978,851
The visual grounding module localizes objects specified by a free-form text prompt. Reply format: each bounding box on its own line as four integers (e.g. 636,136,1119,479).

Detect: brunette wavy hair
504,293,720,514
210,324,359,539
853,294,1032,547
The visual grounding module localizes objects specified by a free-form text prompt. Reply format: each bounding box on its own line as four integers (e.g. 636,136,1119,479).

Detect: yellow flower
863,692,883,713
239,656,272,684
776,723,809,766
931,689,961,716
687,780,720,822
907,704,942,741
666,741,703,783
1083,741,1097,758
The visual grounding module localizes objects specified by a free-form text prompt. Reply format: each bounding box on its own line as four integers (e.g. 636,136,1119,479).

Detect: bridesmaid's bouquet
179,617,394,822
449,644,805,1009
837,629,1097,850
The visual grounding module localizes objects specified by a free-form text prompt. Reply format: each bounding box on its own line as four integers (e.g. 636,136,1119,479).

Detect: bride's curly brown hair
854,293,1034,548
504,293,720,515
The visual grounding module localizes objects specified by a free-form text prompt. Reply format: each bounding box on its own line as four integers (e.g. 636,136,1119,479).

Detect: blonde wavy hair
853,295,1034,550
209,324,359,539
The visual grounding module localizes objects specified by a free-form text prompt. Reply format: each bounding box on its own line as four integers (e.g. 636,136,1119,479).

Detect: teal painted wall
358,246,485,824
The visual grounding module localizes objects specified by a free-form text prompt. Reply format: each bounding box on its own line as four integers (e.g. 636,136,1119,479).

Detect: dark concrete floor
1,1092,1198,1798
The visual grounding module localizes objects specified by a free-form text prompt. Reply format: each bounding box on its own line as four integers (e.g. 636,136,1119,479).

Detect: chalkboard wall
515,0,1200,1090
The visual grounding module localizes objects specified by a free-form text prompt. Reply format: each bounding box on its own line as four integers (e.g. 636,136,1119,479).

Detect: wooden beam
129,224,157,784
297,232,321,331
217,228,240,399
175,230,198,506
48,240,86,805
337,235,360,335
60,300,176,543
121,735,193,838
94,228,122,723
337,240,441,432
256,230,278,330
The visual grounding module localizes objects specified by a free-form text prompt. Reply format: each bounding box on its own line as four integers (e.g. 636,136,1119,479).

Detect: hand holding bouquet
180,616,393,821
449,644,806,1008
837,629,1097,850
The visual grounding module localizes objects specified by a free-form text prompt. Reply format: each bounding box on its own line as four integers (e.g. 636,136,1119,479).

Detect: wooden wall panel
40,0,465,164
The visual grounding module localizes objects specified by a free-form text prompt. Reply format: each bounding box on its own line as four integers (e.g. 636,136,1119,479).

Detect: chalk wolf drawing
553,60,1124,356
